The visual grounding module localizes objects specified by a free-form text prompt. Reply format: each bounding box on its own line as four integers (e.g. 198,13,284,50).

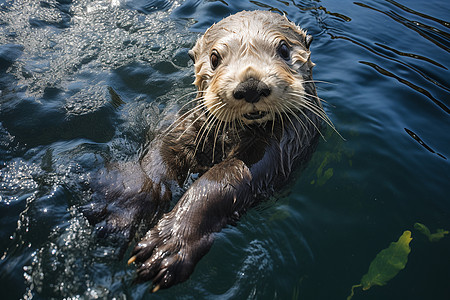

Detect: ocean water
0,0,449,299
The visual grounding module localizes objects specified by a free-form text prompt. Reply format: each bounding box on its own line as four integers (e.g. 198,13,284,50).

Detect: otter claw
128,255,136,265
152,284,160,293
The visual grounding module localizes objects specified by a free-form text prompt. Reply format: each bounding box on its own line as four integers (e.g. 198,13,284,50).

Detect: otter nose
233,77,271,103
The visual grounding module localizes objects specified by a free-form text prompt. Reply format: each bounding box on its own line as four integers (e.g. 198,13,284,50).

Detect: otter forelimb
129,157,253,290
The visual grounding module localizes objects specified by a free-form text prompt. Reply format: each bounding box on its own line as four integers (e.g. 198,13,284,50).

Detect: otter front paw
128,217,214,292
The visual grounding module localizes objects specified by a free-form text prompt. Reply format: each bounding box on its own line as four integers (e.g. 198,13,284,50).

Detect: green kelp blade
347,284,362,300
414,223,449,242
429,229,449,242
361,230,412,290
347,231,412,300
414,223,431,237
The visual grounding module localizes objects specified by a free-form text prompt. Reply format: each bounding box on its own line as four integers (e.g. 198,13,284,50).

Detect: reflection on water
329,3,449,115
0,0,192,99
373,42,447,70
355,1,450,52
0,0,449,299
404,128,446,159
360,60,449,114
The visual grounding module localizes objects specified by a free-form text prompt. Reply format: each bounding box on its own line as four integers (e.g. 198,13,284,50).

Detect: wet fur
82,11,329,291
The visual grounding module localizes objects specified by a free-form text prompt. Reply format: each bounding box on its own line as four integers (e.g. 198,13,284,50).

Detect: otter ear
305,35,313,49
188,49,195,63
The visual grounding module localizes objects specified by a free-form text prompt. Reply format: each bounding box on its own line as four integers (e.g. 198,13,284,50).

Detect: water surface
0,0,449,299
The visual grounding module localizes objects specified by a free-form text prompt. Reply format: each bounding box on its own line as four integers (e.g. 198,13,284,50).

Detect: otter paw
128,220,213,291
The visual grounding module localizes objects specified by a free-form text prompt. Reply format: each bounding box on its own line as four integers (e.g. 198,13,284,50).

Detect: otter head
189,10,316,125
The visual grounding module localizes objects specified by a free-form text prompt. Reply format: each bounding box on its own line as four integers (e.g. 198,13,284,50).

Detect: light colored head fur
189,10,319,126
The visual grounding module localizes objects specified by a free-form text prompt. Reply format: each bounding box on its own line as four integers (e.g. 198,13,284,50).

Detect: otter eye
210,50,221,70
277,42,290,61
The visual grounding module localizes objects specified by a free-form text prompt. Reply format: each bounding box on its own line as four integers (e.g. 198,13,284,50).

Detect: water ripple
354,2,450,52
0,0,192,99
373,42,447,70
404,128,446,160
386,0,450,28
359,60,450,114
326,1,450,115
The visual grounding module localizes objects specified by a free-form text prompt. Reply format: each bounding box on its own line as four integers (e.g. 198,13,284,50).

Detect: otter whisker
288,91,336,131
201,111,221,154
284,97,326,140
193,99,223,148
220,110,232,156
164,96,207,136
182,104,218,151
285,92,344,141
273,105,286,138
169,91,206,115
283,97,320,127
163,90,208,132
269,106,276,136
218,110,231,160
212,115,223,162
298,108,322,137
174,100,212,141
230,110,241,140
212,104,229,162
193,111,216,157
174,92,207,114
199,102,227,154
301,100,332,126
301,79,334,85
302,90,332,106
293,85,330,106
193,100,219,145
195,105,218,142
279,104,303,143
167,91,204,117
300,99,344,140
176,90,206,103
237,115,246,131
281,102,310,138
296,96,337,133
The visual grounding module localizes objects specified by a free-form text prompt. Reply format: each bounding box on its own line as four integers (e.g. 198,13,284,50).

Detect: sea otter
83,10,333,292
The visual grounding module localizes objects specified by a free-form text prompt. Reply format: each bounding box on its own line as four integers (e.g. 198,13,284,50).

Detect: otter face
189,10,316,126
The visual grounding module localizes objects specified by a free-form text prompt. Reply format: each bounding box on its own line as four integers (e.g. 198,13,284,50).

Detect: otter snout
233,77,271,103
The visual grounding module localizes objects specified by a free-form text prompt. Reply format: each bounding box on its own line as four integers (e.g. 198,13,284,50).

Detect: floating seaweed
414,223,449,242
347,231,412,300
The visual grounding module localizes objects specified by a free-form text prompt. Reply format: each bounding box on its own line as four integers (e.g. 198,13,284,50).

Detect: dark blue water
1,0,449,299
